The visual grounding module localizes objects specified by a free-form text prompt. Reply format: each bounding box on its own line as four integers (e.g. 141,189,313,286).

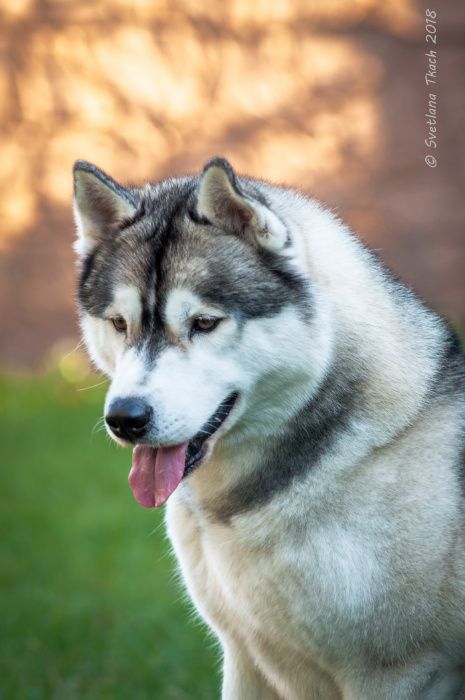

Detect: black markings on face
78,174,313,344
78,179,195,319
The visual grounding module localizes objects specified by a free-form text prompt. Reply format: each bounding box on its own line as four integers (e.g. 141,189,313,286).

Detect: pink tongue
129,443,188,508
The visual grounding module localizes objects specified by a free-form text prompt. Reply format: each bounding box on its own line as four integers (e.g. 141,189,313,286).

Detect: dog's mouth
128,392,238,509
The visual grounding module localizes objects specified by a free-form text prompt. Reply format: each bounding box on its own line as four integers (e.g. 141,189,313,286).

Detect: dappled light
0,0,463,369
0,0,414,245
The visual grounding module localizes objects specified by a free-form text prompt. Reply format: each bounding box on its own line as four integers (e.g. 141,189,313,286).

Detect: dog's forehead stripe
77,177,195,317
78,174,311,328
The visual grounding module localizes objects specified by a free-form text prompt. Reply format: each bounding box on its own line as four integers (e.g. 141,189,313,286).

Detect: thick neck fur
182,184,449,521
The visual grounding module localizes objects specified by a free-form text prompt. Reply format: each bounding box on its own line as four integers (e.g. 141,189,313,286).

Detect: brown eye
111,316,127,334
191,317,221,335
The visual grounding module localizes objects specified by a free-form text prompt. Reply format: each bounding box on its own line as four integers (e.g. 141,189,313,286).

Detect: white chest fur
164,413,463,700
165,485,383,699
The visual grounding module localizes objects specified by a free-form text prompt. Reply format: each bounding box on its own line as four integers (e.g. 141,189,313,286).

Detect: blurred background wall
1,3,464,697
0,0,464,371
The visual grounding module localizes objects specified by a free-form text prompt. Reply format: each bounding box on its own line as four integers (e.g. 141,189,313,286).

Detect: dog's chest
166,493,380,671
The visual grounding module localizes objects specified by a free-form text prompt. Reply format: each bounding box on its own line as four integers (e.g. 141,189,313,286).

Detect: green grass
0,374,220,700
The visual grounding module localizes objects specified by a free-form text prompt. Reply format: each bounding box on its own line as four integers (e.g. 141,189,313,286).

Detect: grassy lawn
0,373,220,700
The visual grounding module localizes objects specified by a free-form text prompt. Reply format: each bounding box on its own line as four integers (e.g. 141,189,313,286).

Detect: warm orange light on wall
0,0,417,250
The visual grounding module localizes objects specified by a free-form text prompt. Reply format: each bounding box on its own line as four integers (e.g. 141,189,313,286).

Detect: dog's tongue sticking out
129,443,188,508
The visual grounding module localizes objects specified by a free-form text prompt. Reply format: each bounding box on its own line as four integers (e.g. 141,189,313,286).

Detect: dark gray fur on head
76,158,312,332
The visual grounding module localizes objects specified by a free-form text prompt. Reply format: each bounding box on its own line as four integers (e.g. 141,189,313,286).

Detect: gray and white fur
74,156,465,699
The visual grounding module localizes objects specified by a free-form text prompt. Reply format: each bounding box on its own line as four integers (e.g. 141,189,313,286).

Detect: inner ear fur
197,158,254,233
196,157,288,253
73,160,137,255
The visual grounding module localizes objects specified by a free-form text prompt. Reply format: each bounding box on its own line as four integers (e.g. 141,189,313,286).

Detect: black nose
105,398,152,442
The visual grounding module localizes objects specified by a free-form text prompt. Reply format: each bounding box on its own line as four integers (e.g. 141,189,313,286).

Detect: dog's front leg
222,641,281,700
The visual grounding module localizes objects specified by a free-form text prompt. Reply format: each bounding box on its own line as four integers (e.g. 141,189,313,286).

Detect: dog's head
74,158,327,507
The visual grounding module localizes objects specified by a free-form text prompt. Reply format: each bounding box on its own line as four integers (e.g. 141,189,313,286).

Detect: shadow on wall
0,0,464,368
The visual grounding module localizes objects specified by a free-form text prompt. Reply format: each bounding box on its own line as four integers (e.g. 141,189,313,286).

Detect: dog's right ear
73,161,137,256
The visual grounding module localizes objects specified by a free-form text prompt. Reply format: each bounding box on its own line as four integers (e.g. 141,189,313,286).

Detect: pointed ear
73,161,137,256
196,158,288,253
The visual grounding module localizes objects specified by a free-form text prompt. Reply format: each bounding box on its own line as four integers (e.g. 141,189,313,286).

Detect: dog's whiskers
59,338,86,362
78,378,109,391
91,416,107,436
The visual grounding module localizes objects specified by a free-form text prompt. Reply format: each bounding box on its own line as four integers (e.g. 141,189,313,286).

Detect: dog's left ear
196,158,288,253
73,161,137,256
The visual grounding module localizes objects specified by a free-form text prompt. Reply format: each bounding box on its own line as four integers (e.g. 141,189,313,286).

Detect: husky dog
73,157,465,699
